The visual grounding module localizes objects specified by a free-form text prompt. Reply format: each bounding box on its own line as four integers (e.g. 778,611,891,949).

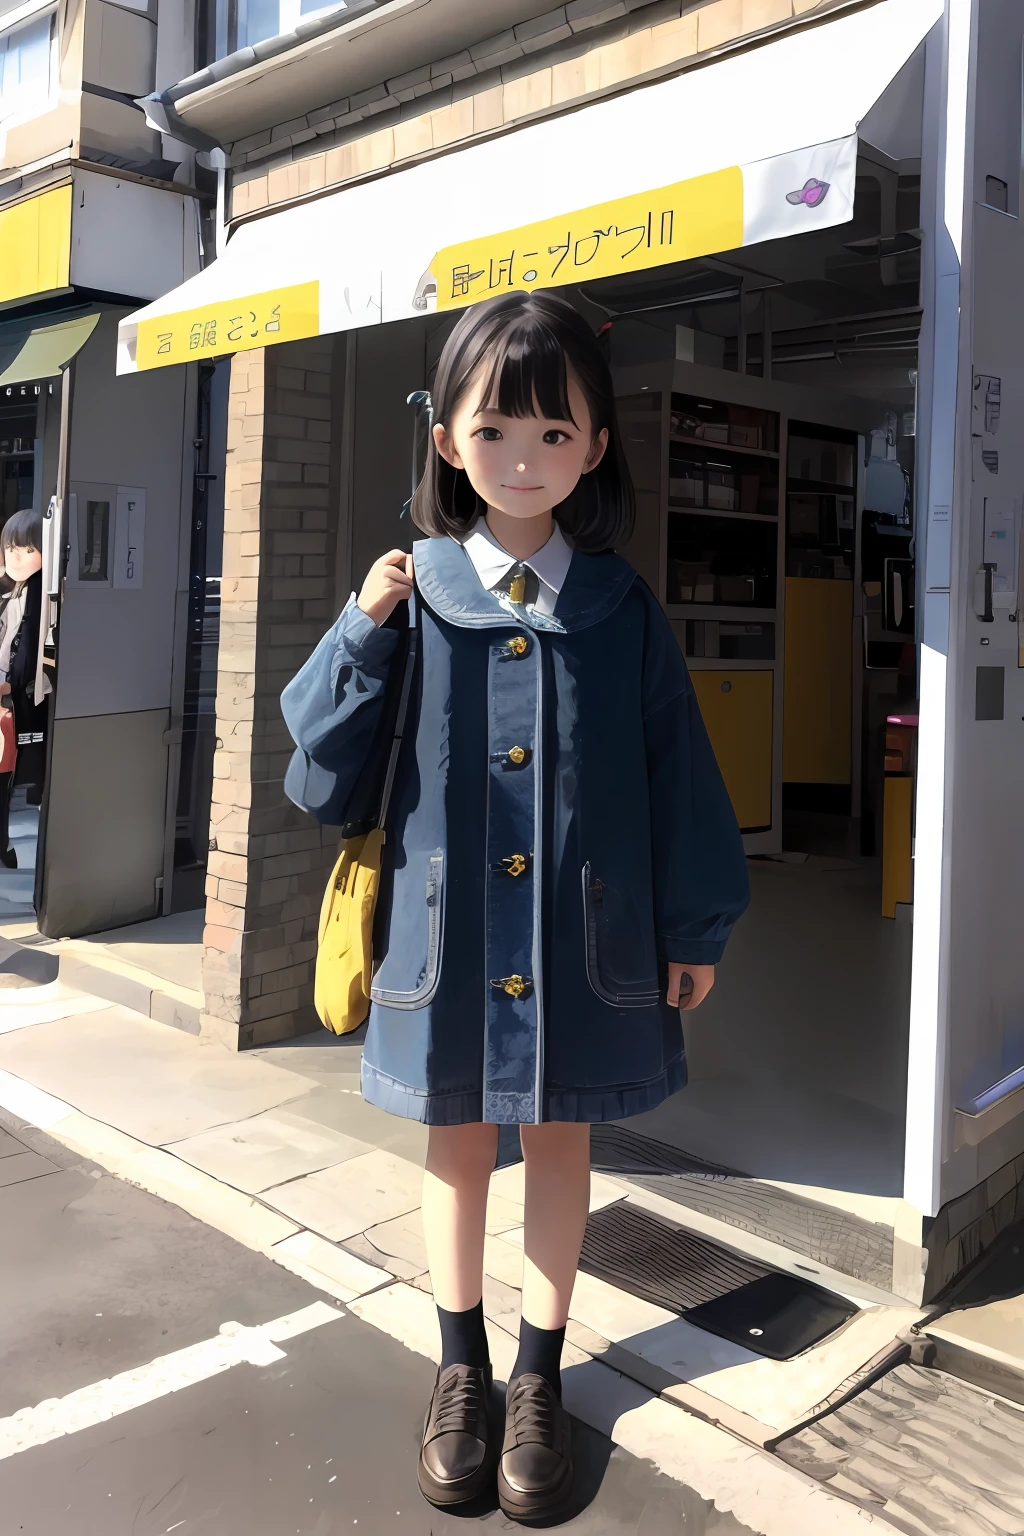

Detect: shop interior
565,132,924,1205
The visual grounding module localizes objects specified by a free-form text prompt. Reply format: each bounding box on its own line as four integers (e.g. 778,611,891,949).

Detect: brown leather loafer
497,1373,574,1521
417,1361,497,1508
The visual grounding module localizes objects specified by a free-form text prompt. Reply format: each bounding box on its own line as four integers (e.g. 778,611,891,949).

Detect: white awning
118,0,940,374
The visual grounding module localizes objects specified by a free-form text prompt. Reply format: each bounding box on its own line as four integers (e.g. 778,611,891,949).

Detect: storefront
117,0,1024,1305
0,171,203,932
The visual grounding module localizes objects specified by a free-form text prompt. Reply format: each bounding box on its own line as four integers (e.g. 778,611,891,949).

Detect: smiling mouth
502,484,543,492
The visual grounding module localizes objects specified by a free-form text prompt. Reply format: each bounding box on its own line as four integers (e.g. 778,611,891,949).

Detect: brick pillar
201,337,343,1049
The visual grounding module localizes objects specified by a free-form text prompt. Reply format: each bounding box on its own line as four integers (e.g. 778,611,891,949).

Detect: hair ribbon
400,390,434,519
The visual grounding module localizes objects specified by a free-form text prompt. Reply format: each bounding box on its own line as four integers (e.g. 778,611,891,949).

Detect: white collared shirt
458,519,573,616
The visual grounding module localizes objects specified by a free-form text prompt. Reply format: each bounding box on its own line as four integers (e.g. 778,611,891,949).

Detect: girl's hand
356,550,414,627
668,962,715,1010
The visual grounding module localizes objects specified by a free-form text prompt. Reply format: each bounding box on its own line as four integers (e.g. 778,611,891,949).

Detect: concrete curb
56,954,203,1036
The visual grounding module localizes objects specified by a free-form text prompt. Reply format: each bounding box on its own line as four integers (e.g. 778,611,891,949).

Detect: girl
282,290,749,1522
0,510,46,870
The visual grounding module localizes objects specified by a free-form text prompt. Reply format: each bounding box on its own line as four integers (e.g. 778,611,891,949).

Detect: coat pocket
370,850,445,1010
581,861,660,1009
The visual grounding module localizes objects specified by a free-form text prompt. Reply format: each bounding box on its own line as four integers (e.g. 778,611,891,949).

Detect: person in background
0,510,47,870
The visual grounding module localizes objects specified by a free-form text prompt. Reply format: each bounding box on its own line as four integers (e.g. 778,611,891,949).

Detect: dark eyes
473,426,570,444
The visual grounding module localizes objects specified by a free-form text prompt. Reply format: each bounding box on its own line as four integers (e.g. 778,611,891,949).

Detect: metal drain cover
579,1202,856,1360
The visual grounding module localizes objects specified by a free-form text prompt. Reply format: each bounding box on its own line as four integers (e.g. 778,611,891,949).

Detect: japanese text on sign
429,169,743,311
136,282,320,371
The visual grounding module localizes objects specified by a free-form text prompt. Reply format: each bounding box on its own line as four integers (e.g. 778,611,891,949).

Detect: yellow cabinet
691,670,774,831
782,577,852,784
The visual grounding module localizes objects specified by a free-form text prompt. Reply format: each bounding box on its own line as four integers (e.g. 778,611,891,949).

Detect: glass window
237,0,280,48
0,12,56,126
197,0,348,62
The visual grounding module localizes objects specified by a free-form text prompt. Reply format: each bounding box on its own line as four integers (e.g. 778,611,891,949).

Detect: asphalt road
0,1111,753,1535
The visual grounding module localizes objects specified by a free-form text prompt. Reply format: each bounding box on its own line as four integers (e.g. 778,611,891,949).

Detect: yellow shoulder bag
314,599,418,1034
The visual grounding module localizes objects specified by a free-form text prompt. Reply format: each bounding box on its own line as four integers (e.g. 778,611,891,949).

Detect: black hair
410,289,635,551
2,509,42,553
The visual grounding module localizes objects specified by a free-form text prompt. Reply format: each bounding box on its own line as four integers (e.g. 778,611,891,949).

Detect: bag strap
376,582,417,832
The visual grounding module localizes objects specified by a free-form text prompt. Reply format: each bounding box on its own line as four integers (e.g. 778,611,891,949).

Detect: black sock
511,1318,566,1397
437,1300,490,1370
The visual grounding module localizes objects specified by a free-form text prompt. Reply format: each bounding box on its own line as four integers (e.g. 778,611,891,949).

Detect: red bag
0,709,15,774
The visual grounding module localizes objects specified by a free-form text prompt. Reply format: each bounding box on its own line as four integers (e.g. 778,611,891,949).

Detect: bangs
471,320,577,425
2,509,41,551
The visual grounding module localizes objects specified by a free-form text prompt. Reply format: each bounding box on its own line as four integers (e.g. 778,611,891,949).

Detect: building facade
0,0,224,931
120,0,1024,1307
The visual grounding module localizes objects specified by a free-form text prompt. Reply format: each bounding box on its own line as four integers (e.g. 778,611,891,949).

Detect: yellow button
504,854,527,877
490,974,530,998
508,745,526,765
508,636,528,657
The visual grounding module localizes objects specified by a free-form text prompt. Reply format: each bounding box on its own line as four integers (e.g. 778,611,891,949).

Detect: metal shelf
670,434,779,459
666,604,778,620
668,503,778,523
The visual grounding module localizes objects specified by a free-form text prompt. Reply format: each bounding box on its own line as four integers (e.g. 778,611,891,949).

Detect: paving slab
0,1005,316,1144
483,1230,526,1288
0,983,110,1034
284,1078,431,1165
261,1147,425,1239
360,1210,429,1271
165,1106,373,1193
362,1206,430,1272
343,1228,426,1280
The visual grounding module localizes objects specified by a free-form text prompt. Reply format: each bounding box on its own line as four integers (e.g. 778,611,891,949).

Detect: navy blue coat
281,535,749,1127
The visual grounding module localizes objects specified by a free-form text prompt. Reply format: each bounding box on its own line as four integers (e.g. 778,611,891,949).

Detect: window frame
0,5,58,131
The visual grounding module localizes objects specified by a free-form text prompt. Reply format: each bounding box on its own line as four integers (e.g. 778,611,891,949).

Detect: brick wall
201,337,344,1049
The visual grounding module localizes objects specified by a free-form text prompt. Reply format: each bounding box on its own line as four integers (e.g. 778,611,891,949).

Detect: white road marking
0,1301,342,1460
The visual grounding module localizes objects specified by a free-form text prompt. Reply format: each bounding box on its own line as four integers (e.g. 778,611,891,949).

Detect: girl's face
3,543,42,583
432,364,608,522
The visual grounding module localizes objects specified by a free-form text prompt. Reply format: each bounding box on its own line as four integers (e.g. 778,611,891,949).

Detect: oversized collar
413,534,637,633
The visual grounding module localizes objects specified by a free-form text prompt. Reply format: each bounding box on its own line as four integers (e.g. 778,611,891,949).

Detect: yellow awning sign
0,185,72,308
429,168,743,311
135,281,320,370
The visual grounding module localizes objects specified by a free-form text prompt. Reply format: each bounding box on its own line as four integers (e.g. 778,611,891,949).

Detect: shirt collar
414,535,637,634
458,519,574,597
